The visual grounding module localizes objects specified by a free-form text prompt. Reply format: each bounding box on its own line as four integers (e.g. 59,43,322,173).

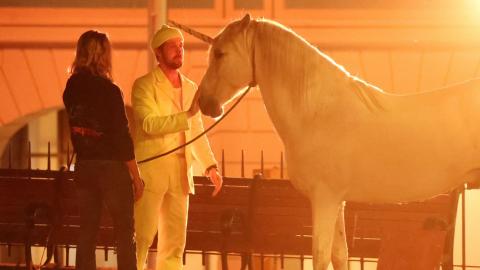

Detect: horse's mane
255,18,343,72
253,19,357,111
251,19,389,114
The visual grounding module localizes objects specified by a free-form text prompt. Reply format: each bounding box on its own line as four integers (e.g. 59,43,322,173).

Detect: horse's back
297,77,480,203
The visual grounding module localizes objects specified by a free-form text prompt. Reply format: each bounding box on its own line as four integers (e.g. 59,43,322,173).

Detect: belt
71,126,103,137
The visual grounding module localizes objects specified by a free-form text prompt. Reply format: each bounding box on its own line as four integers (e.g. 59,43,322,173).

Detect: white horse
197,14,480,270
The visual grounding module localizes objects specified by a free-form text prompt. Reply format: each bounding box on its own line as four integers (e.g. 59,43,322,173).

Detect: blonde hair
71,30,112,80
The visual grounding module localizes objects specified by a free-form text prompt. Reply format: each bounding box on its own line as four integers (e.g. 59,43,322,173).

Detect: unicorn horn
168,20,214,44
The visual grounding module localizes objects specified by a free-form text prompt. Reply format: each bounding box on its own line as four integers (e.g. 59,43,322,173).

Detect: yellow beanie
151,25,184,49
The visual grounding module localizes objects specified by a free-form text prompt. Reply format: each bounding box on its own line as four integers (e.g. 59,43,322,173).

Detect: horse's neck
253,23,350,144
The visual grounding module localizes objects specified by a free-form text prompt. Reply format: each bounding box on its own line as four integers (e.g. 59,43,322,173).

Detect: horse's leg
311,187,343,270
331,203,348,270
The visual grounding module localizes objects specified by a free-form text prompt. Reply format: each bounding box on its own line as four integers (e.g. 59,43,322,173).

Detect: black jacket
63,71,135,161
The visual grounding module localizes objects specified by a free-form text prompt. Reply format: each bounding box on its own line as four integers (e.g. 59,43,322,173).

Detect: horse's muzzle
199,96,223,118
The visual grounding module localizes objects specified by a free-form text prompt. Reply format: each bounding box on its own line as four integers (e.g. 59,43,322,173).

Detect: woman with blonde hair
63,30,144,270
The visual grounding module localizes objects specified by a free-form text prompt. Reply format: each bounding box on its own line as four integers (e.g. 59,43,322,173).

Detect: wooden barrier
0,169,459,269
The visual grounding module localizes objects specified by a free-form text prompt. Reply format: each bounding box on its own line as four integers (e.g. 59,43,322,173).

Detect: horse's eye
214,49,224,59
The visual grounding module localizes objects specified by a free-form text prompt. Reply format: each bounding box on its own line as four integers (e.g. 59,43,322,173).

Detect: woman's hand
125,159,145,201
132,176,145,201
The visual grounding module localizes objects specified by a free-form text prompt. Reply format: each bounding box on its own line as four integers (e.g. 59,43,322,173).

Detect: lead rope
61,92,252,166
138,84,254,164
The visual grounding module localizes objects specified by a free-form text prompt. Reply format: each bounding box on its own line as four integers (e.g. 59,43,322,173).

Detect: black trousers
74,160,137,270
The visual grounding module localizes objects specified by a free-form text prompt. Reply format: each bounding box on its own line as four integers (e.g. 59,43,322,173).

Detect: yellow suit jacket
131,67,217,194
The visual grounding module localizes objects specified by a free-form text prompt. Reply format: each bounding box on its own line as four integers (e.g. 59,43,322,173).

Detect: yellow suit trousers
135,154,189,270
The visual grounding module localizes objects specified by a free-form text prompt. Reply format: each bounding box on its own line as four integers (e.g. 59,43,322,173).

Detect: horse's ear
239,14,251,29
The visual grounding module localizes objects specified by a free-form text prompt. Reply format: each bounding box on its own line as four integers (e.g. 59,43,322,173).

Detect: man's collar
153,66,185,87
153,66,167,83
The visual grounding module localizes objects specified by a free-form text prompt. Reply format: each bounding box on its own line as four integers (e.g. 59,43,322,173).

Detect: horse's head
198,14,255,118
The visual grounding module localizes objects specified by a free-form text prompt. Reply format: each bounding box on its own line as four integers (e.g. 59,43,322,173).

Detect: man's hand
187,90,200,118
132,176,145,201
206,167,223,196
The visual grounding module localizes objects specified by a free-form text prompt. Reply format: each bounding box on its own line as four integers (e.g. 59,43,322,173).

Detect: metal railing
0,142,479,269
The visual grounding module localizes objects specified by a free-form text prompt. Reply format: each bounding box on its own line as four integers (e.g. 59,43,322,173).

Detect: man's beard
166,56,183,69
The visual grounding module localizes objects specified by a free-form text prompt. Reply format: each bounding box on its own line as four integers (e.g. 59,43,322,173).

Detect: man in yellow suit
132,25,223,270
